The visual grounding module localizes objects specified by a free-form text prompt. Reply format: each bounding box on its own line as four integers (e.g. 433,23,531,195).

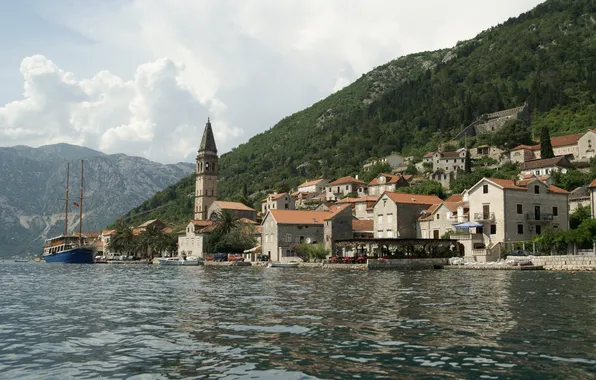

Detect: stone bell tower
195,118,218,220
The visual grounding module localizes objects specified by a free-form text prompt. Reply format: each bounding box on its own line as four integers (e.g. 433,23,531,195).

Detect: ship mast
64,163,69,236
79,160,84,246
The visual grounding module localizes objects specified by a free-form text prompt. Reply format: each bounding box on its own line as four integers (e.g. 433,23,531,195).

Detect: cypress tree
464,149,472,173
540,126,555,159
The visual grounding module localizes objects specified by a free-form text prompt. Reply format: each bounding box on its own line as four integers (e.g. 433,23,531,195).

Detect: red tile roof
513,132,588,152
369,173,408,186
445,194,463,202
337,197,360,204
423,152,435,158
214,201,256,212
329,176,366,186
521,156,574,171
440,151,463,158
511,144,539,151
352,219,374,232
269,210,331,225
298,179,326,188
589,178,596,188
485,178,569,194
383,192,443,205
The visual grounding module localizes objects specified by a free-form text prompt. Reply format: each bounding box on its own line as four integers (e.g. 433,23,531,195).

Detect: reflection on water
0,262,595,379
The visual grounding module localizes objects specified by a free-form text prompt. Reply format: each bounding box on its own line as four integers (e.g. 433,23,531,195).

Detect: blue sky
0,0,544,163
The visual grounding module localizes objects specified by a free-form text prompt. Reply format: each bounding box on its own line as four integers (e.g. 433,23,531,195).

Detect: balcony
526,213,553,223
450,233,484,241
473,212,495,222
448,215,469,224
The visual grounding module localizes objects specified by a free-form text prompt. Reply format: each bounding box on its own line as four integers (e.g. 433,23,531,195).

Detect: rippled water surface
1,262,596,379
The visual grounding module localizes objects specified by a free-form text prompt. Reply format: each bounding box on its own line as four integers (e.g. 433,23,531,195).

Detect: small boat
267,262,299,268
13,259,29,263
157,257,203,266
43,161,94,264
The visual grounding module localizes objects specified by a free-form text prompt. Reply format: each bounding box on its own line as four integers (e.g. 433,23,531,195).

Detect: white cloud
0,0,544,162
0,55,243,163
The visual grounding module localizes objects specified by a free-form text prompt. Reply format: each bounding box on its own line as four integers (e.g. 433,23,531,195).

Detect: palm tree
212,210,240,235
108,221,136,258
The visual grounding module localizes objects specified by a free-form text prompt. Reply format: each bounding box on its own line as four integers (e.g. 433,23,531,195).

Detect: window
517,224,524,234
346,185,349,190
386,230,393,238
483,185,488,194
536,225,542,235
553,206,558,216
285,204,288,209
285,233,292,242
378,231,384,238
517,204,523,214
490,225,496,235
387,214,393,224
377,215,383,227
436,214,440,220
534,185,540,194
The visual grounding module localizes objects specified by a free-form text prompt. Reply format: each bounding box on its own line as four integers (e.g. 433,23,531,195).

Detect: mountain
0,144,193,258
119,0,596,226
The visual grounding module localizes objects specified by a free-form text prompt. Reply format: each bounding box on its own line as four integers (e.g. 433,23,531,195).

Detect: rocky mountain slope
121,0,596,226
0,143,193,258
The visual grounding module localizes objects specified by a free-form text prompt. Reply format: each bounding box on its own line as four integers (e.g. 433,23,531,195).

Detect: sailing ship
42,160,95,264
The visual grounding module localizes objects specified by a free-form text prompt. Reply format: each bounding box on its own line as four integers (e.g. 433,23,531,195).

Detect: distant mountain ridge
0,143,193,258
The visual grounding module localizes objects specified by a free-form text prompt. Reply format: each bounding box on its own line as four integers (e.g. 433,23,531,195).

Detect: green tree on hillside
540,126,555,159
464,149,472,173
490,120,533,150
360,162,393,183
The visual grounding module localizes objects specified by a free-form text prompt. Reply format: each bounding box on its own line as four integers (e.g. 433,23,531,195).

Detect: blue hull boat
43,247,95,264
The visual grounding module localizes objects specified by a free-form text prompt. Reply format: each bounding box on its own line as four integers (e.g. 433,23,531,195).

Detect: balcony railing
450,233,484,241
526,213,554,222
473,212,495,222
448,215,469,224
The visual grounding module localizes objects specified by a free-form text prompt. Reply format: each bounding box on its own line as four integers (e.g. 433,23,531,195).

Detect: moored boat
267,262,299,268
43,161,95,264
157,257,203,266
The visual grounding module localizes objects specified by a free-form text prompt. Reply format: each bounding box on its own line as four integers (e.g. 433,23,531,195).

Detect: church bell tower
195,118,218,220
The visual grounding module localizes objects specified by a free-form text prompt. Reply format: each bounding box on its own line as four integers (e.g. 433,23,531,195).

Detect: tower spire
199,117,217,154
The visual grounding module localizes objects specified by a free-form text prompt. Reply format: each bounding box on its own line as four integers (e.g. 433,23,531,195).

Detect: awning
454,221,484,228
243,245,262,253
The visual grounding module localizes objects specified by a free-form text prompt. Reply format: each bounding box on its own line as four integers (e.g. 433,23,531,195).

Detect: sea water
0,262,595,379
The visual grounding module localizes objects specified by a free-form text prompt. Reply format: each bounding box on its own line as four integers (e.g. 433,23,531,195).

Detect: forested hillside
119,0,596,227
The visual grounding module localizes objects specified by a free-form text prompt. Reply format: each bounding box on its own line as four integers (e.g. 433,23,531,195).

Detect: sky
0,0,544,164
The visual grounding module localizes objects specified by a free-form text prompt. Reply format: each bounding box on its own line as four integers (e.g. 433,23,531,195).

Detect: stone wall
508,255,596,271
368,258,449,270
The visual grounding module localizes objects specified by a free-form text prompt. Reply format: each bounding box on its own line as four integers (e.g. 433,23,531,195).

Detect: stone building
261,205,352,262
418,201,469,239
367,173,409,196
177,220,213,258
326,176,367,201
520,156,574,177
261,192,295,214
452,178,569,262
568,187,591,215
363,154,405,171
455,103,530,138
373,192,443,239
194,119,218,220
510,129,596,163
297,178,329,194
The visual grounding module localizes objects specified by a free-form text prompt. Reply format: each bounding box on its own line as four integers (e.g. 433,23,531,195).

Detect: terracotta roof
214,201,256,212
352,219,374,232
423,152,435,158
354,195,380,203
486,178,527,191
298,179,326,188
191,220,213,227
419,201,467,220
269,192,288,201
102,229,116,236
161,227,173,234
138,219,160,228
256,226,263,234
269,210,331,225
402,175,414,182
238,217,259,225
337,197,360,204
547,185,569,194
511,144,539,151
589,178,596,188
551,133,584,147
383,192,443,205
419,203,441,220
329,176,366,186
324,204,352,220
369,173,408,186
445,194,463,202
521,156,574,171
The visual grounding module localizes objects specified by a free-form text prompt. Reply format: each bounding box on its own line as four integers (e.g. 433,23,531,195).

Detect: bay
1,262,595,379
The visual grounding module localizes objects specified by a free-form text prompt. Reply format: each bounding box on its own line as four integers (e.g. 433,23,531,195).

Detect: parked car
228,254,244,262
507,250,531,257
212,253,228,262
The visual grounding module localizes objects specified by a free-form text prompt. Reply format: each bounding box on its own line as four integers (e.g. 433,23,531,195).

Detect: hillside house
367,173,409,196
326,176,367,201
510,129,596,163
520,156,574,177
297,178,329,194
261,192,295,214
363,154,405,171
